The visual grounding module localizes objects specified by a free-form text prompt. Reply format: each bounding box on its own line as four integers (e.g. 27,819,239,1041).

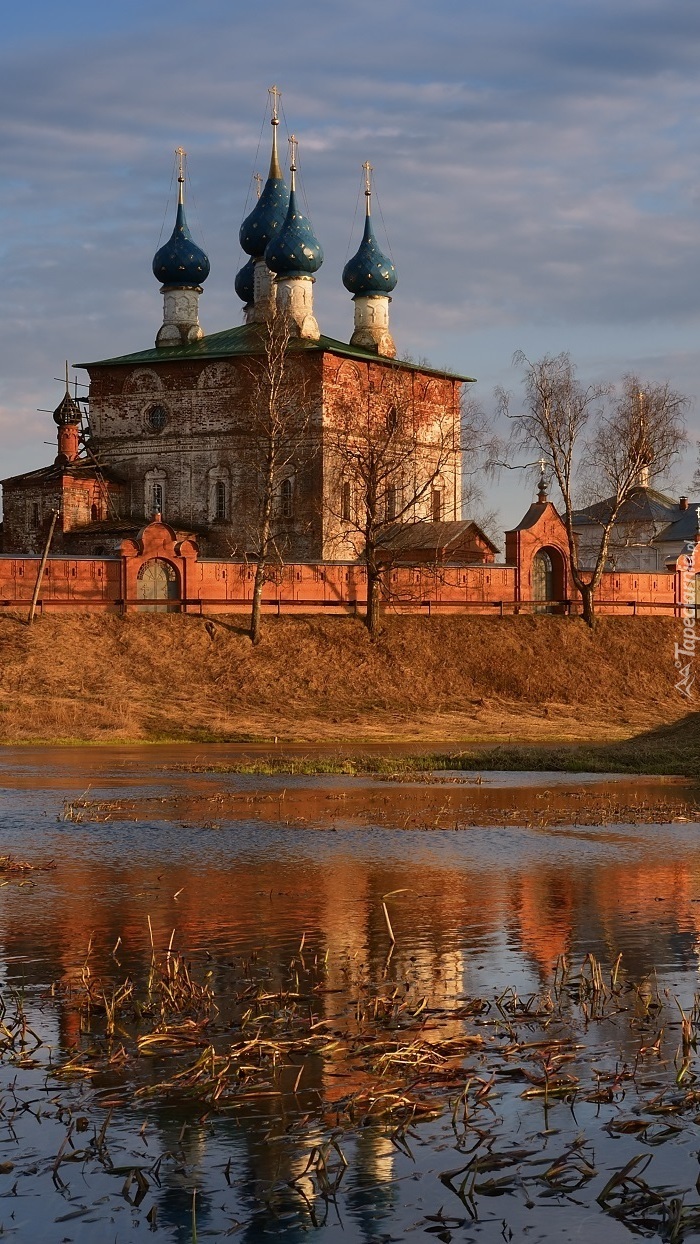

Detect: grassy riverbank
0,612,692,761
164,712,700,779
170,721,700,776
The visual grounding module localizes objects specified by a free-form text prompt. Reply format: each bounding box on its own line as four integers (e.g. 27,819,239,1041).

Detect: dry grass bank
0,612,690,745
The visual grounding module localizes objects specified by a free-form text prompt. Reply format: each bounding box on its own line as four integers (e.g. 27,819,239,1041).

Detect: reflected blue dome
153,201,210,289
235,256,256,304
343,215,396,296
264,189,323,278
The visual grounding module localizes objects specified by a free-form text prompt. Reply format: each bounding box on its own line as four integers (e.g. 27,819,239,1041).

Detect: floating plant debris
0,930,697,1238
61,777,700,831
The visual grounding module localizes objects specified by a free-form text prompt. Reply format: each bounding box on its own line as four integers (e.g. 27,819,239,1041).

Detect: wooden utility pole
28,509,59,625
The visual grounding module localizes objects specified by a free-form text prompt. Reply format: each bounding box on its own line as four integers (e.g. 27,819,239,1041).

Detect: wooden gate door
532,549,554,613
136,559,179,613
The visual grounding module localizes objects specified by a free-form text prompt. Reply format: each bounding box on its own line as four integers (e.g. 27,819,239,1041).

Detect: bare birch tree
324,369,484,637
237,307,316,645
502,353,688,626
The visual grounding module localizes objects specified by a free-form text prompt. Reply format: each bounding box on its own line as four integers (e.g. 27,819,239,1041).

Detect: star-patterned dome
264,144,323,281
235,256,256,304
239,121,290,259
342,212,396,296
152,192,210,290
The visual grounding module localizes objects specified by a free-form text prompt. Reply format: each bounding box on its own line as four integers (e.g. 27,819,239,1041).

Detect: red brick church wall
0,545,690,617
0,509,695,616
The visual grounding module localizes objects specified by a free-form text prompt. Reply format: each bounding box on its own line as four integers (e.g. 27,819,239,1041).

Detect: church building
2,94,696,620
1,98,477,565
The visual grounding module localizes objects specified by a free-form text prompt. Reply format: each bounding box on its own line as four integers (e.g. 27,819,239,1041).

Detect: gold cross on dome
289,133,298,172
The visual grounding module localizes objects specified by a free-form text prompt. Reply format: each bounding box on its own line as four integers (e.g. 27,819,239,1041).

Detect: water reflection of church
2,818,700,1235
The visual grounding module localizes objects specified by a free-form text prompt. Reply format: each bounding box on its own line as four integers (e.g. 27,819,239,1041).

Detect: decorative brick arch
120,516,198,612
505,500,570,608
332,359,363,396
196,362,237,391
122,368,164,396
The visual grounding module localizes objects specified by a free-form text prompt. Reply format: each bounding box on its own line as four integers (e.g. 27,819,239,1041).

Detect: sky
2,0,700,533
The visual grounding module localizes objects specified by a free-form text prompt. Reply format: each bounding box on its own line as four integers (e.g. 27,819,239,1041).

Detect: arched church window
386,406,398,435
280,478,293,519
208,470,230,523
144,468,167,519
431,488,442,523
215,480,227,521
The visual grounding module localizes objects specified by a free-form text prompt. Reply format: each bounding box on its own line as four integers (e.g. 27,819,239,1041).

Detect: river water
0,746,699,1243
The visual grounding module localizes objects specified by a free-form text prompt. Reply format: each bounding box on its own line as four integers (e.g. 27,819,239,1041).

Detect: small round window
147,405,168,433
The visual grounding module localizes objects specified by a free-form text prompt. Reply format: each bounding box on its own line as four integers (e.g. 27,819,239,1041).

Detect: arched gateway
532,547,566,613
136,559,180,613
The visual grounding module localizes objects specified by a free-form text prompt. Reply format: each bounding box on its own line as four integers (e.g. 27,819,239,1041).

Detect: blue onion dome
235,256,256,304
153,177,210,289
264,187,323,277
239,123,290,258
343,213,396,296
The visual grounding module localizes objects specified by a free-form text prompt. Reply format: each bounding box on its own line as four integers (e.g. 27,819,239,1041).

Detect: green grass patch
168,735,699,780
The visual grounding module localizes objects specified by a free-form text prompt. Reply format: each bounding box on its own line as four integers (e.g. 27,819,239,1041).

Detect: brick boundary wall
0,515,696,618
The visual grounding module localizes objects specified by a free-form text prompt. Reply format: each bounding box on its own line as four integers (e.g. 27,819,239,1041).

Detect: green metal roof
76,322,476,383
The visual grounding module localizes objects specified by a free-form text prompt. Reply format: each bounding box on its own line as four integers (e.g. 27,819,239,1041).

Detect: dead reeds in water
3,928,700,1235
0,854,56,883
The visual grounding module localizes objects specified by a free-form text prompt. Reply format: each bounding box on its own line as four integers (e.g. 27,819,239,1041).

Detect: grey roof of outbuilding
573,485,700,546
654,503,700,545
378,519,499,554
66,518,141,535
573,485,679,528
